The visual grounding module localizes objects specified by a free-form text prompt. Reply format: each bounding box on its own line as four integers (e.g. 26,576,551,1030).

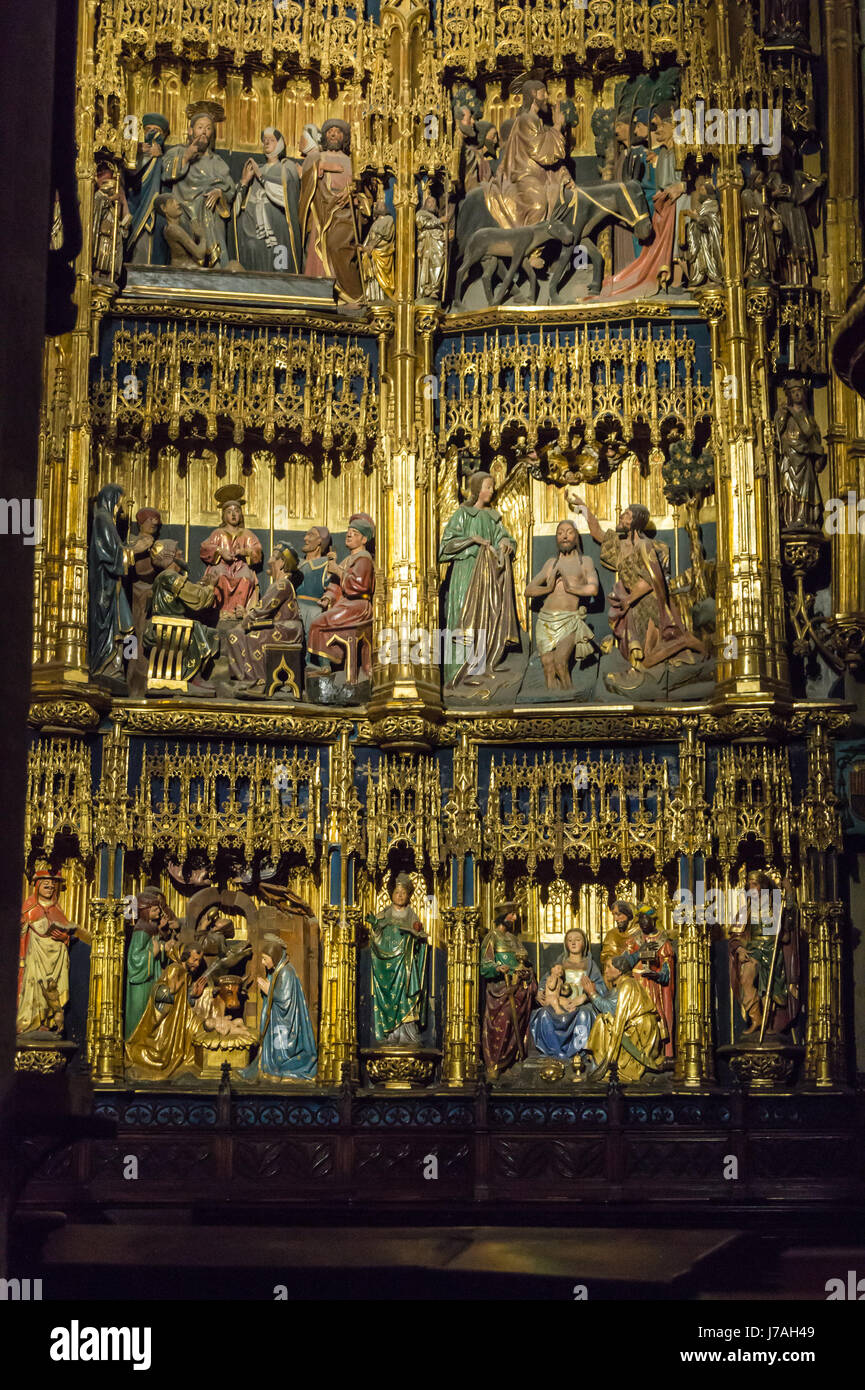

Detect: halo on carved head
214,483,246,512
186,101,225,126
509,68,547,98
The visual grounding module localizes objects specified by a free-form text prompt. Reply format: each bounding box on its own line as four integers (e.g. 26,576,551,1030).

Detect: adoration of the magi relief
18,0,865,1204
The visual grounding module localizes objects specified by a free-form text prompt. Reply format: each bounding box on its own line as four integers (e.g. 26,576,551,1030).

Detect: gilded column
367,0,443,739
824,0,865,658
319,905,363,1084
87,896,125,1082
802,901,846,1086
441,907,482,1085
671,720,713,1084
706,0,791,700
318,725,363,1083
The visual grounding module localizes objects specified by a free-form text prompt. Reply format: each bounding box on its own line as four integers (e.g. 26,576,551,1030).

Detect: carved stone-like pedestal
718,1039,805,1091
361,1046,440,1089
15,1035,76,1074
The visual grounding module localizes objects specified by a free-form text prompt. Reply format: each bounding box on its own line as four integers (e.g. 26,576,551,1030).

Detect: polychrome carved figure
365,874,429,1046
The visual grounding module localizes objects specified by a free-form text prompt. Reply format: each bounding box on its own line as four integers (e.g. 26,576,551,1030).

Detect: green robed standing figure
438,470,520,688
367,873,429,1044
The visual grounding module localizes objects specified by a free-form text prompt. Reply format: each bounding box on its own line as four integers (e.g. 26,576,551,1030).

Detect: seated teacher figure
530,927,605,1062
225,542,304,695
307,513,375,683
582,952,665,1083
241,936,317,1081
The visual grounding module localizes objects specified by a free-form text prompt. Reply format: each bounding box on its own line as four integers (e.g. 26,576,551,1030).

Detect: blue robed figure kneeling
242,936,317,1081
530,927,607,1060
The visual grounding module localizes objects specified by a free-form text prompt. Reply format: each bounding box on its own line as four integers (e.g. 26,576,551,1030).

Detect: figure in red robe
308,513,375,680
199,483,262,618
18,866,78,1035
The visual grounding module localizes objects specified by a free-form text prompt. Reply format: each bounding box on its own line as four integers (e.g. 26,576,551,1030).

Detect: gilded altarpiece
20,0,865,1206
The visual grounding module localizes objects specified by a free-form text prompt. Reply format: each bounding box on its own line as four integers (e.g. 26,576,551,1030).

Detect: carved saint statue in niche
299,118,364,303
18,865,80,1036
88,482,134,681
126,944,207,1080
154,194,209,268
480,902,537,1081
92,162,131,285
680,174,723,287
225,542,305,697
438,471,519,690
415,195,447,301
741,168,782,285
525,519,599,690
582,951,665,1082
125,885,178,1039
234,127,302,274
366,874,429,1046
529,927,604,1063
127,112,170,266
307,513,375,684
240,936,317,1081
630,904,675,1060
728,871,801,1038
295,526,333,639
360,200,395,301
143,539,220,694
773,374,826,531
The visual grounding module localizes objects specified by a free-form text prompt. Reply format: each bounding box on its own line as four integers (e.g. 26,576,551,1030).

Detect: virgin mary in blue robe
530,927,607,1060
242,937,317,1081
